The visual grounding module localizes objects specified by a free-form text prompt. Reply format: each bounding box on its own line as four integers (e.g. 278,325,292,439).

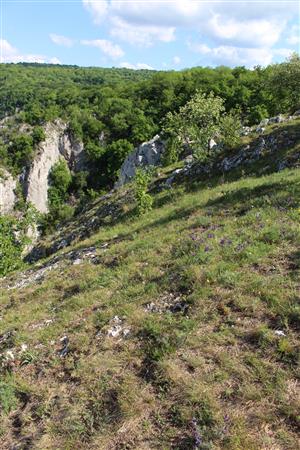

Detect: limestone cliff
0,120,85,215
23,121,85,214
115,135,165,187
0,169,17,214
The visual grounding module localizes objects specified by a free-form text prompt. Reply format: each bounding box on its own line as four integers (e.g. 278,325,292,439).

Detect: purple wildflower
191,417,202,448
235,243,245,252
222,414,231,435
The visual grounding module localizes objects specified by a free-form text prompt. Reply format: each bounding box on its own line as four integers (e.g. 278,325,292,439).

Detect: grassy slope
0,126,300,449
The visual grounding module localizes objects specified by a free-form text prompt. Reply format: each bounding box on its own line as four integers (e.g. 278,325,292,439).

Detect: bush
0,206,38,276
32,126,46,145
220,111,242,148
134,168,153,216
106,139,134,181
163,90,225,160
162,136,180,166
48,159,72,209
248,105,269,125
85,142,106,162
0,381,18,414
8,134,34,170
0,216,23,276
40,204,75,234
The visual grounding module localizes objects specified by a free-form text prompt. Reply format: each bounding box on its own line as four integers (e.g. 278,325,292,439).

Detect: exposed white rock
209,138,218,150
24,120,84,213
269,114,284,124
256,126,265,134
104,316,131,339
184,155,194,165
274,330,286,337
0,169,17,214
259,118,269,126
115,135,165,187
165,168,184,186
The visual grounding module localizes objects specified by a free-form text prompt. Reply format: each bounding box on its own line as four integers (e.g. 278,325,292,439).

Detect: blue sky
1,1,300,69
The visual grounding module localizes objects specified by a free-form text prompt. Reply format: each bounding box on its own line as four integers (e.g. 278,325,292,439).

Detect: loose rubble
2,245,105,290
97,316,131,339
144,293,189,315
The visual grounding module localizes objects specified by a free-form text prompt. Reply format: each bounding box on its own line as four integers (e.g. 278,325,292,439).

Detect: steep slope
23,121,85,214
0,119,85,215
0,122,299,449
0,169,17,214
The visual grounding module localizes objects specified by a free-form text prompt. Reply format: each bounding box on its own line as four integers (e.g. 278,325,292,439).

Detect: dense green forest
0,54,299,228
0,55,299,185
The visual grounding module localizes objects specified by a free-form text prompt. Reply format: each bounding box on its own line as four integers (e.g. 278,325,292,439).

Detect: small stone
256,126,265,134
45,319,54,326
20,344,28,353
107,325,122,338
274,330,286,337
73,258,82,265
209,138,217,150
184,155,194,165
5,350,15,360
123,328,131,337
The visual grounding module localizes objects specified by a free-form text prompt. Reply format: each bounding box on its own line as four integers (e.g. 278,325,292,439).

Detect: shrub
85,141,106,162
162,136,180,166
8,134,34,170
32,126,46,145
0,206,38,276
48,159,72,209
106,139,134,181
134,168,153,216
0,381,18,414
220,111,242,148
163,90,225,161
0,216,23,276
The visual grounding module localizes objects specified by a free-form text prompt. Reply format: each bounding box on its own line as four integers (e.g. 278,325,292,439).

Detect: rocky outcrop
165,119,300,186
23,121,85,213
0,169,17,214
116,135,165,187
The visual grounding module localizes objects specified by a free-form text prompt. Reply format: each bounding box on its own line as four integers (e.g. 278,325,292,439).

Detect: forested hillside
0,55,299,275
1,55,299,188
0,50,300,450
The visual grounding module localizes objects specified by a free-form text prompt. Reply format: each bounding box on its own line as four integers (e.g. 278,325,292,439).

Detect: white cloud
0,39,61,64
1,39,17,59
81,39,124,59
119,61,154,70
173,56,181,65
207,14,284,48
272,48,293,59
82,0,108,24
49,57,62,64
110,0,204,27
286,26,300,46
110,17,175,47
187,41,290,67
82,0,298,65
82,0,297,47
50,34,74,47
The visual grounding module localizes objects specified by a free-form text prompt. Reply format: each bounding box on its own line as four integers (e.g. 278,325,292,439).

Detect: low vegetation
0,54,299,449
0,119,299,447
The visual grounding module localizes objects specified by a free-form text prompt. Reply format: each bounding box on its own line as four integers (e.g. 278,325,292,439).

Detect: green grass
0,124,300,448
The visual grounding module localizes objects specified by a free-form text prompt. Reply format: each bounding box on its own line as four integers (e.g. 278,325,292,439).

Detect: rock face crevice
0,169,17,214
115,135,165,187
23,121,85,214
